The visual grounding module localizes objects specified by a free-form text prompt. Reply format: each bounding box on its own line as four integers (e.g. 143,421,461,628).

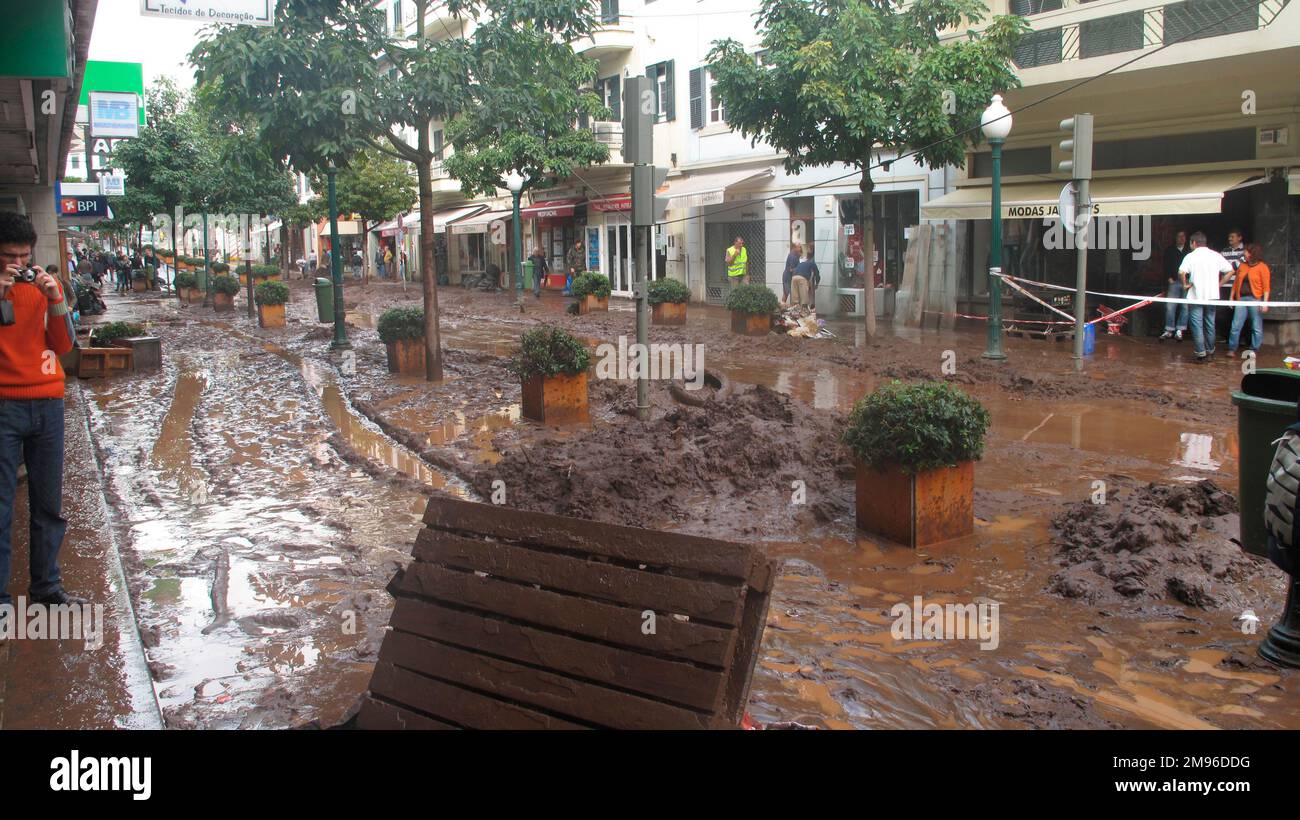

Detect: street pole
982,137,1006,360
634,222,649,420
512,188,523,307
202,211,212,307
328,163,350,350
1072,178,1090,371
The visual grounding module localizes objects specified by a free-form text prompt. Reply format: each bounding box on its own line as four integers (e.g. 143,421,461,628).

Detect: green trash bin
194,268,209,294
522,259,534,291
1231,368,1300,557
314,277,334,323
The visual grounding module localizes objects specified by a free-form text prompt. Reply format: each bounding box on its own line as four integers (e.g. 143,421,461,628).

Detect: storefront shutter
664,60,676,121
689,67,704,130
609,75,621,123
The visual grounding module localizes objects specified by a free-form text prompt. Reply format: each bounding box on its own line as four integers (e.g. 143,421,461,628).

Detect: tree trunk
280,223,291,279
860,167,877,339
361,218,371,283
245,217,256,319
416,122,443,381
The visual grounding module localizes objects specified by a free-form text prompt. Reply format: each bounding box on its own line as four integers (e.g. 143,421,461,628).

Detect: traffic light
1059,114,1094,180
633,165,669,226
622,76,654,166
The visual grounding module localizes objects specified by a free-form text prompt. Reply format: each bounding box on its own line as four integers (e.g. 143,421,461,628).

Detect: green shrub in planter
508,325,591,380
647,277,690,306
173,271,197,289
211,262,231,275
841,380,991,475
90,321,145,347
255,280,290,306
724,282,779,315
252,264,277,279
570,271,611,300
212,274,241,296
377,307,426,343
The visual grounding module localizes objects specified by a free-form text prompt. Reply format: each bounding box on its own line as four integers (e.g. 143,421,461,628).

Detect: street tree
308,147,417,282
708,0,1027,338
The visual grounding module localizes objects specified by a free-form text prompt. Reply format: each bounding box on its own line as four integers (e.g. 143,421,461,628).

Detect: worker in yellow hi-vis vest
725,236,748,291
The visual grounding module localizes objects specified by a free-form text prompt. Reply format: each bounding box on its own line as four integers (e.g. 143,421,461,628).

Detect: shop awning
921,171,1263,220
521,197,582,220
663,167,775,208
449,209,512,235
374,205,487,236
588,193,631,212
374,213,412,237
318,221,359,237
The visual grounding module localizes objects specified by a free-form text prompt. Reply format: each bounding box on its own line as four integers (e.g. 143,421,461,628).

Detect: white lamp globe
504,169,525,193
981,94,1013,141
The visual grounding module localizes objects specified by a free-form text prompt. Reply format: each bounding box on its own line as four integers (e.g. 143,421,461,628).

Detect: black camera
9,266,37,283
1,265,40,326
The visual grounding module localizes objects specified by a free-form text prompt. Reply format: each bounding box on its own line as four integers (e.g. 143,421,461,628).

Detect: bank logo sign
140,0,276,26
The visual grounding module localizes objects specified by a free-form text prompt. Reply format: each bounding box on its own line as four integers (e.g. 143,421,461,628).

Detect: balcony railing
1013,0,1290,68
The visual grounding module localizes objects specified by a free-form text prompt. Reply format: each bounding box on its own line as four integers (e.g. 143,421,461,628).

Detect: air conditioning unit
0,194,25,215
1259,127,1289,147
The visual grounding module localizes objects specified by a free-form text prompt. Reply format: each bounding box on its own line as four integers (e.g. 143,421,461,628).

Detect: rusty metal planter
258,303,285,328
578,295,608,314
213,292,234,312
855,460,974,548
652,301,687,326
386,337,426,376
521,371,589,425
730,310,770,336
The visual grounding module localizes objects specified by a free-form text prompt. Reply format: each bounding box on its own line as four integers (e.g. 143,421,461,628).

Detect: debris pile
775,306,835,339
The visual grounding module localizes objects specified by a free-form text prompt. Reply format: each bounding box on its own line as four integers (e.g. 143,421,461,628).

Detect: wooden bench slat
381,630,711,730
389,597,725,712
424,495,760,581
398,563,736,668
355,695,458,730
369,662,588,730
415,529,745,626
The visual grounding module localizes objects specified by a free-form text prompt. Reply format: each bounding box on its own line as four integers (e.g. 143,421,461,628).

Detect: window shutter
433,129,444,160
664,60,676,121
689,67,704,130
609,76,621,122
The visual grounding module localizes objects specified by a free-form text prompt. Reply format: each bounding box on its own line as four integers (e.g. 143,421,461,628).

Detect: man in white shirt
1179,231,1235,362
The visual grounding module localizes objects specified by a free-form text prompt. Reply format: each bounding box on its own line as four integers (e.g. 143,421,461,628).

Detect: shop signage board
140,0,276,26
89,92,140,138
100,175,126,196
60,195,109,218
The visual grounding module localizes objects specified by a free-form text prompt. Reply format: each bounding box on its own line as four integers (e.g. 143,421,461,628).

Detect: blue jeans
1229,296,1263,352
377,262,387,278
1188,304,1216,356
1164,280,1187,332
0,398,67,606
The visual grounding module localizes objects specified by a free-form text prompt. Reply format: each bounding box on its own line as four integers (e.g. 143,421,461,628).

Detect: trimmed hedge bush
724,283,779,315
173,271,197,289
841,380,991,475
570,271,611,300
647,277,690,306
211,262,231,275
377,307,425,343
212,274,241,296
89,321,145,347
255,280,290,306
508,325,591,380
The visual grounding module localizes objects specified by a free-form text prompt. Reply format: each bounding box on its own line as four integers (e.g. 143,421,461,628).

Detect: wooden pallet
356,495,779,730
76,346,133,378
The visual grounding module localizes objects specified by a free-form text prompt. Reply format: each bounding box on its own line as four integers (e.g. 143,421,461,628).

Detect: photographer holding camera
0,211,81,616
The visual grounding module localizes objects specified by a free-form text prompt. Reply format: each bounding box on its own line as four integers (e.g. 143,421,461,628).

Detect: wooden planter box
131,277,147,293
652,301,687,326
578,294,608,314
730,310,771,336
238,272,250,287
855,460,975,548
76,347,133,378
213,292,235,312
111,336,161,371
522,371,589,425
385,337,426,376
258,303,286,328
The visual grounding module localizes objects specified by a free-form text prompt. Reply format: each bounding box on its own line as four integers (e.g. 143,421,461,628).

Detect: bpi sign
140,0,276,26
60,196,109,218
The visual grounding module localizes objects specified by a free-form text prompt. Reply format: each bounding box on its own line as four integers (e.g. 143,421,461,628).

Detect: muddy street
52,280,1298,730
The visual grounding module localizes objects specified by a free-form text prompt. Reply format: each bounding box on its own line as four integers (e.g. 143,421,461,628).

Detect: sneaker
1160,331,1173,340
1175,330,1184,341
29,589,89,607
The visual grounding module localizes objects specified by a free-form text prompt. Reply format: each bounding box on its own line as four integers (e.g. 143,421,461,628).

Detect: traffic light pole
1072,179,1090,372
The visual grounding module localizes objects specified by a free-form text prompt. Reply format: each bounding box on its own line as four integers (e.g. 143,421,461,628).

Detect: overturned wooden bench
356,495,779,729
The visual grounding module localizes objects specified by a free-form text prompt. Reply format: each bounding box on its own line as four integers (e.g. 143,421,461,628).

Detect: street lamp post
505,169,526,307
327,161,350,350
981,94,1012,361
201,211,212,307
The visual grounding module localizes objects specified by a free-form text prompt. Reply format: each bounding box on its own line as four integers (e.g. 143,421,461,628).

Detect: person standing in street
1219,228,1246,341
527,245,548,299
782,242,801,305
790,247,820,309
564,239,584,296
1179,231,1235,363
1227,243,1270,357
1160,229,1190,340
725,236,748,290
0,212,83,619
351,248,362,279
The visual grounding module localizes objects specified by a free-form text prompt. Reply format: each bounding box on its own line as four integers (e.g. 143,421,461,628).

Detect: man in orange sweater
0,211,80,618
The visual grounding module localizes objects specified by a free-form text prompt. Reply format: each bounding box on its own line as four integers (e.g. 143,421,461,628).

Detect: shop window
835,191,920,290
458,233,486,274
970,145,1051,179
1094,128,1255,170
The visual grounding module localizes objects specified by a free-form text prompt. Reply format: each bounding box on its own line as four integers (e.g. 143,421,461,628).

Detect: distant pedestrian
564,239,584,295
1218,229,1246,340
1228,244,1270,357
399,249,408,281
782,242,801,305
1179,231,1234,363
528,245,548,299
725,236,748,289
1160,229,1191,340
791,247,820,309
383,246,393,279
351,249,362,279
